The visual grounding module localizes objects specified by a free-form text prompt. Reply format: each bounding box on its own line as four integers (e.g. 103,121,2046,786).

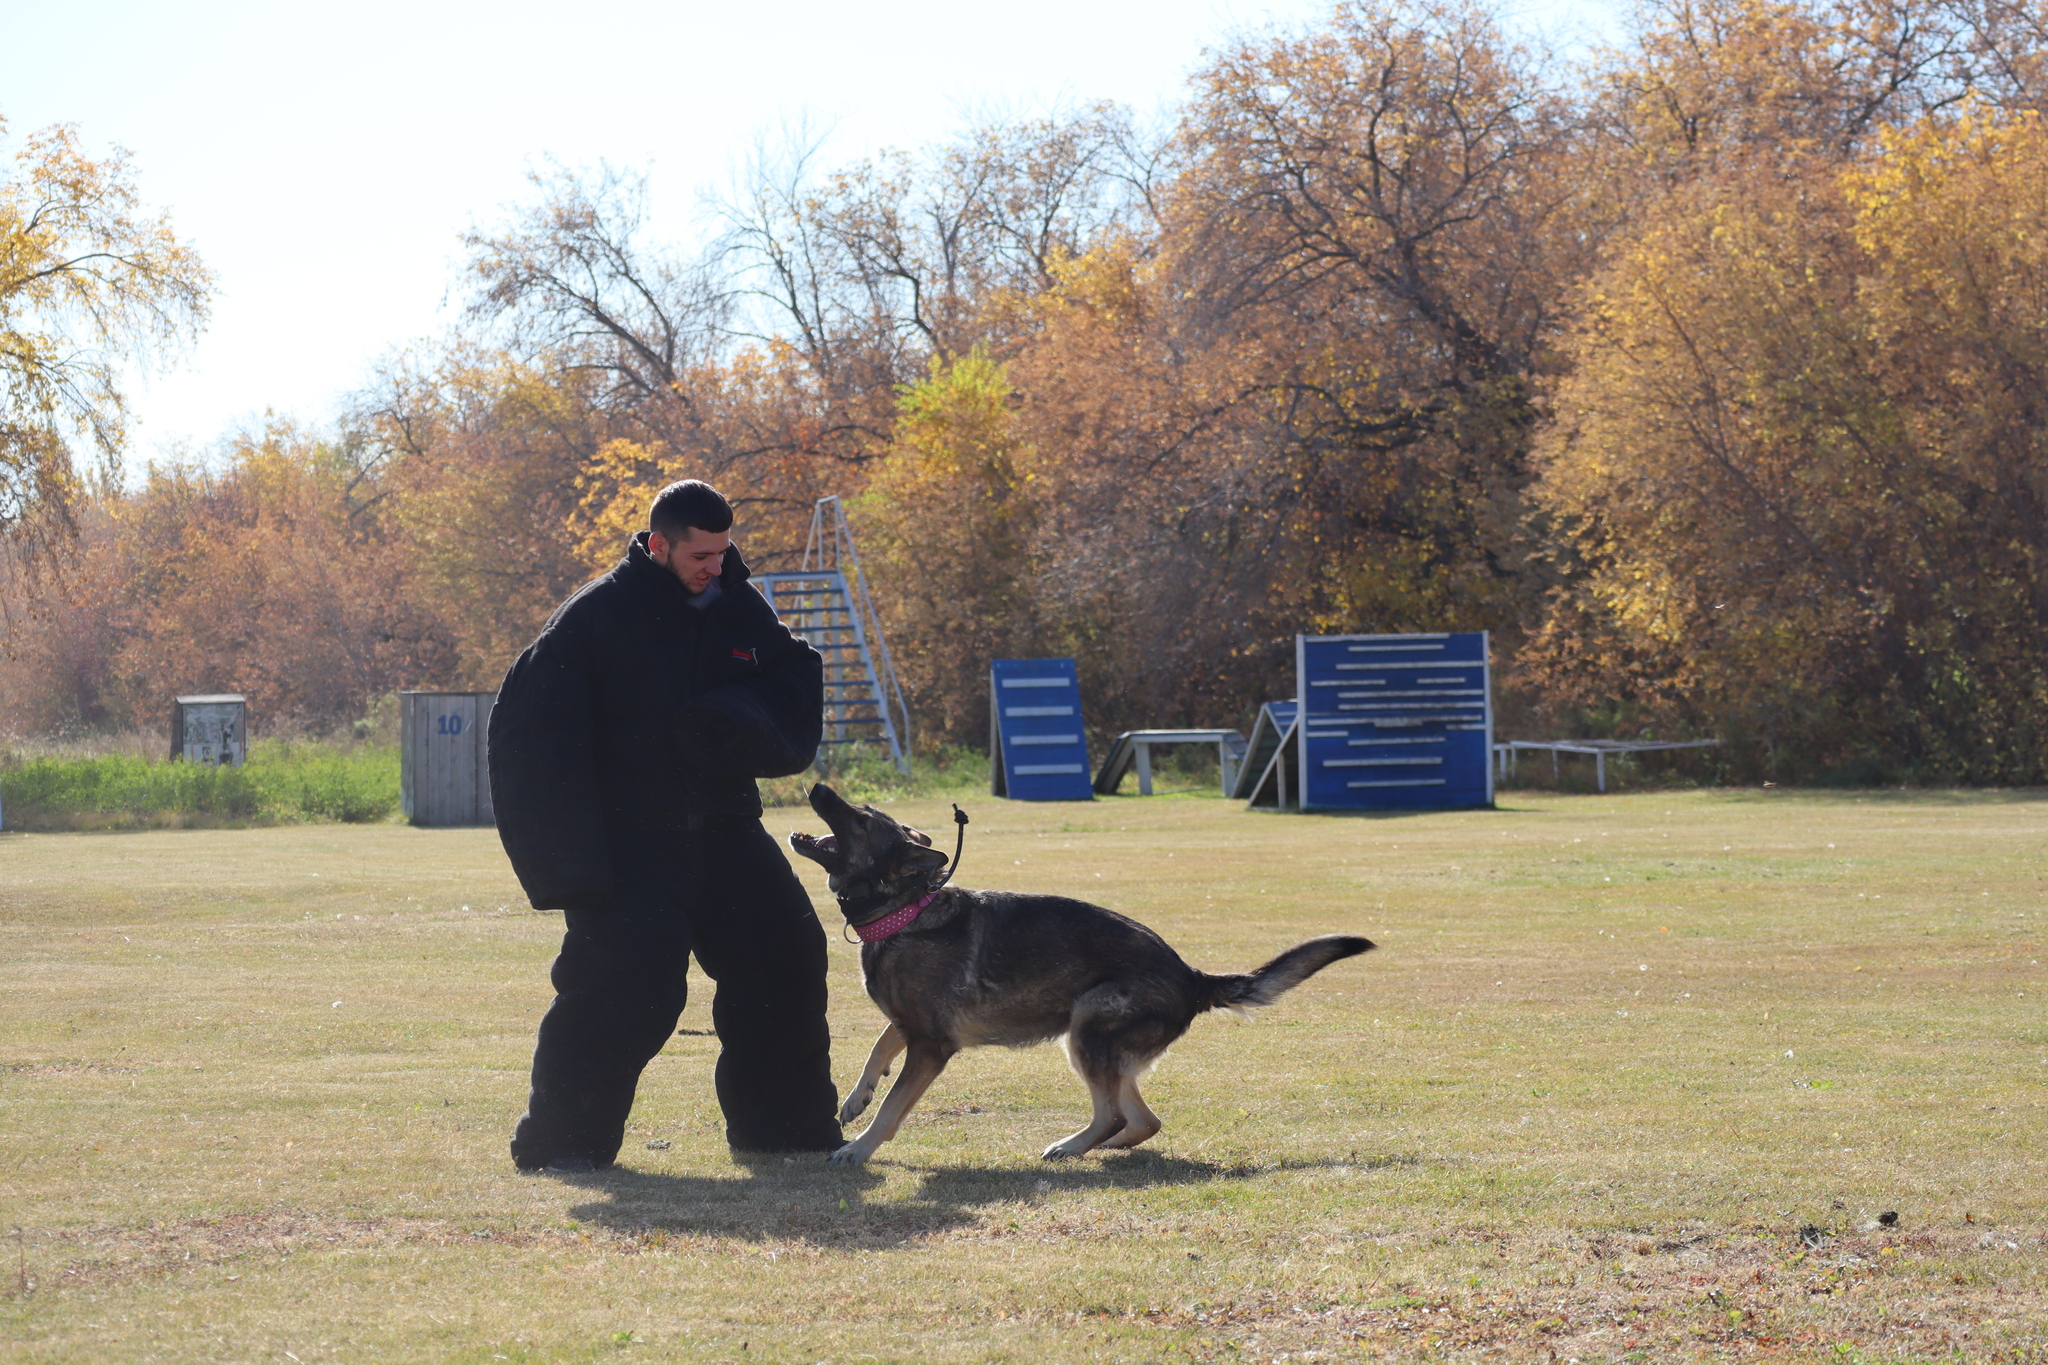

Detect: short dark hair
649,480,733,540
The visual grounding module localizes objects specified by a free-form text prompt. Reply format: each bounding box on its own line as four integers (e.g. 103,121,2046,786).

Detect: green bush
0,736,992,832
0,739,400,831
760,742,991,808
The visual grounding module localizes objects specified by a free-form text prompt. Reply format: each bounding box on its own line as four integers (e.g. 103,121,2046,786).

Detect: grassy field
1,789,2043,1363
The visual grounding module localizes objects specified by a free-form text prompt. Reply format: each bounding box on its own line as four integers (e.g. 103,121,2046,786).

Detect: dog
788,783,1374,1164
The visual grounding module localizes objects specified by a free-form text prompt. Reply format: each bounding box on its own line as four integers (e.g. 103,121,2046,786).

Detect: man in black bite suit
487,479,841,1172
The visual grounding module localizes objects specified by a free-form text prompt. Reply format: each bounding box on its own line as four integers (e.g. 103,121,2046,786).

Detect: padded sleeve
487,605,614,911
674,595,825,779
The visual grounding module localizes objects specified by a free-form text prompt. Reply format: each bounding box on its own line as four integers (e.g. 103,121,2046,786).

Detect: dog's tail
1201,934,1375,1013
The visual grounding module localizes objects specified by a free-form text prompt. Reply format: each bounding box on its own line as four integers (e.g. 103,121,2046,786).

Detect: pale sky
2,0,1624,461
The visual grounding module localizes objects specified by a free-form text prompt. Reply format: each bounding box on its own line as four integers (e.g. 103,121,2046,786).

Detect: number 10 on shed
400,690,498,827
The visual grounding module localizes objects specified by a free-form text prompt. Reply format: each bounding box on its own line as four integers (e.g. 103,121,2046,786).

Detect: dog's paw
827,1143,869,1165
1096,1118,1159,1150
1040,1141,1084,1161
838,1095,871,1125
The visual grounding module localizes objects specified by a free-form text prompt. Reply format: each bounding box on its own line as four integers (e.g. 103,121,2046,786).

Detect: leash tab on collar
929,803,968,892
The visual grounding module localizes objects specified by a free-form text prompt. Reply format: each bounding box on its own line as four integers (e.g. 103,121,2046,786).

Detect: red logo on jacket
732,647,758,665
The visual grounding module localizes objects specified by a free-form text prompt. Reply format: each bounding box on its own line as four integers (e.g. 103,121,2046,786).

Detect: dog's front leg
840,1023,906,1124
830,1040,954,1165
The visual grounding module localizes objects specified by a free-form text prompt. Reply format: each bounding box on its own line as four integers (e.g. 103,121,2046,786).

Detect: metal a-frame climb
751,496,912,774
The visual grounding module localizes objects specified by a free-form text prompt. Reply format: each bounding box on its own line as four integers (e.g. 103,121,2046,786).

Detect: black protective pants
509,820,842,1168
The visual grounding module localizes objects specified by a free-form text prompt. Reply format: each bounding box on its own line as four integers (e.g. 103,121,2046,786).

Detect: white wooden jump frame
1094,729,1248,796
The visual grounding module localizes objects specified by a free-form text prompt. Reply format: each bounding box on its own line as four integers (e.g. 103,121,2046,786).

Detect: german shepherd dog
789,783,1374,1164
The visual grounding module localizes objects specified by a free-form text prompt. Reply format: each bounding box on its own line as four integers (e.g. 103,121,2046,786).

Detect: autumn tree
0,498,133,734
855,349,1054,742
0,118,211,567
355,350,612,686
433,118,1161,692
1529,105,2048,780
930,2,1592,736
462,163,721,431
725,107,1159,360
109,423,460,730
1592,0,2048,185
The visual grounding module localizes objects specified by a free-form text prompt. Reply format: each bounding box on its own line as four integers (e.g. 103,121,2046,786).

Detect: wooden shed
171,694,247,766
400,691,497,827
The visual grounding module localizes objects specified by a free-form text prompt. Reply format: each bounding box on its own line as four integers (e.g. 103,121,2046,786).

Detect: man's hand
674,690,811,778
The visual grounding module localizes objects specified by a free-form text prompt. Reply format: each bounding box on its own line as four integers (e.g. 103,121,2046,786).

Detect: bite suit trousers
509,819,842,1167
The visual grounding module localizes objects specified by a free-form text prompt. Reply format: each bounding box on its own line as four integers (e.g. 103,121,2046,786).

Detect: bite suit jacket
487,532,824,912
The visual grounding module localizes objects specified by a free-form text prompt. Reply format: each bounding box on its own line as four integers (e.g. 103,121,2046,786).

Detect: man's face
649,525,731,594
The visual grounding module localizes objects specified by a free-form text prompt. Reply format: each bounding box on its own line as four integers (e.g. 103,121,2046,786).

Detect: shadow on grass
560,1148,1269,1248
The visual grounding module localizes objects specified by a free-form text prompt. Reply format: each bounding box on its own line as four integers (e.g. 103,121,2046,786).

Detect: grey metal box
172,695,247,766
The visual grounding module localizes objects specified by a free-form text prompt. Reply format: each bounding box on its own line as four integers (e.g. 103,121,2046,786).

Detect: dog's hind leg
1044,1008,1135,1159
830,1040,954,1165
1042,1060,1127,1160
840,1022,906,1125
1095,1070,1163,1150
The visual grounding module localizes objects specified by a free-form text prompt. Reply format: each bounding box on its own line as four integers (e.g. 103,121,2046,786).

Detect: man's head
647,479,733,595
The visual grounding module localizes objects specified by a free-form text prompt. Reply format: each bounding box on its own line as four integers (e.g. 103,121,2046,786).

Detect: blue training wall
1294,632,1494,811
989,658,1095,801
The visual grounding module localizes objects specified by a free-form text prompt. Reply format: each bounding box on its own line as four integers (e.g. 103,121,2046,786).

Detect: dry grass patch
1,790,2044,1362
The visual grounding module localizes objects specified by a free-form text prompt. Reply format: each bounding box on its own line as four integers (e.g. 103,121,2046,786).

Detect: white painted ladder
752,496,911,774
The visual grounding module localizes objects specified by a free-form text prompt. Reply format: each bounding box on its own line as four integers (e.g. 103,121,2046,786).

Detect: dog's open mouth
788,830,841,868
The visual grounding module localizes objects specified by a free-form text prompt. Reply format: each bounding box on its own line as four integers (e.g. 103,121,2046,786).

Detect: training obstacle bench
1094,729,1248,796
1495,738,1720,792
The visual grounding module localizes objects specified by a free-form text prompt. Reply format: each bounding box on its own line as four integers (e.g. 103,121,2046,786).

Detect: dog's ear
898,824,934,848
890,841,949,876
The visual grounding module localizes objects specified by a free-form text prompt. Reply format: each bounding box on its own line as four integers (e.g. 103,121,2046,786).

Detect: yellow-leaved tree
364,355,610,689
1529,105,2048,781
0,119,211,565
857,348,1048,744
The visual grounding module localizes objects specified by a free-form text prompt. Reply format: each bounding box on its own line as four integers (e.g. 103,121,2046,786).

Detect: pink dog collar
853,887,941,943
